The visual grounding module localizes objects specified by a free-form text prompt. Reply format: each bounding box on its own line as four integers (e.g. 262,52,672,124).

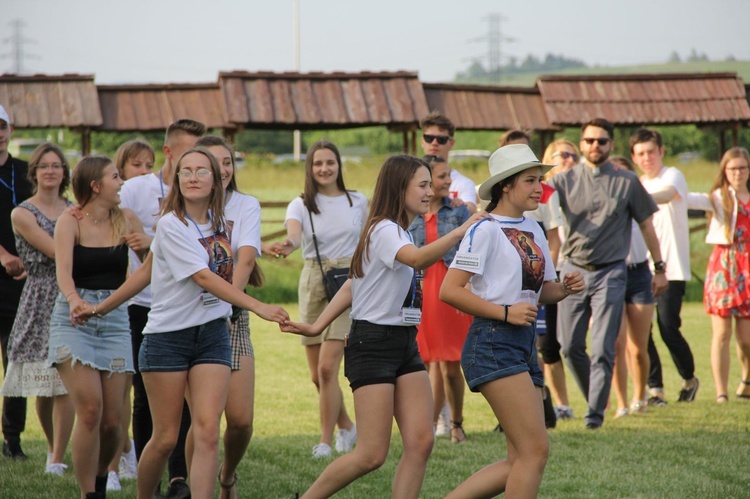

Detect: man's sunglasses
582,138,611,146
551,151,578,161
423,134,451,145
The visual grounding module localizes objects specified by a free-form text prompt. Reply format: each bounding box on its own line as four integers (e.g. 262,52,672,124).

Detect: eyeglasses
551,151,578,161
37,163,65,171
582,138,611,146
423,134,451,145
727,166,749,173
178,169,212,180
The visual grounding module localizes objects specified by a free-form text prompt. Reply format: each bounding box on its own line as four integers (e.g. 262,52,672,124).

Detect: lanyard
185,212,218,273
0,163,16,207
405,230,417,307
467,216,525,252
158,170,165,199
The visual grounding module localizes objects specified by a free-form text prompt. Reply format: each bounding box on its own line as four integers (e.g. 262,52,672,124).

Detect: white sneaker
334,425,357,453
106,471,122,491
46,452,53,467
45,462,68,476
311,442,332,459
435,403,450,437
118,439,138,479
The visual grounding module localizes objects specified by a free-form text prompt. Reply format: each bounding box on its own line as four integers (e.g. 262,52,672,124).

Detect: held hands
279,320,322,337
505,302,539,326
561,271,585,296
266,239,296,259
652,272,669,298
255,303,290,324
1,253,24,277
69,299,95,326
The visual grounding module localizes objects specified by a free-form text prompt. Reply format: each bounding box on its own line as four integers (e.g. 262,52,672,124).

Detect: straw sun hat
477,144,554,201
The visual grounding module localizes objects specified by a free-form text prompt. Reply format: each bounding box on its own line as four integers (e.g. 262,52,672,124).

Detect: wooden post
410,129,417,155
222,128,236,144
718,129,726,160
731,125,739,148
402,130,408,154
80,128,91,156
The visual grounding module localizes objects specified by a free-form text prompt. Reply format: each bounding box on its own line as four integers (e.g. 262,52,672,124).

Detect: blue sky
5,0,749,84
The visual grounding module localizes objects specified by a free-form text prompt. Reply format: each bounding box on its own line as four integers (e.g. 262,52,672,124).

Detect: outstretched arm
281,279,353,336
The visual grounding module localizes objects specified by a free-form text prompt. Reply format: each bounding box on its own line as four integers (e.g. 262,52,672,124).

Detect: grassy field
0,302,748,498
243,154,722,303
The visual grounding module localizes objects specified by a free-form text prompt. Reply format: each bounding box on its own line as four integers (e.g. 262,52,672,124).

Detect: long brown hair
350,155,430,278
71,156,129,245
711,147,750,241
302,140,352,214
27,142,70,197
161,147,226,235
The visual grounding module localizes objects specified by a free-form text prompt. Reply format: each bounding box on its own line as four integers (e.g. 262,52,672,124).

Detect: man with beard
548,118,668,429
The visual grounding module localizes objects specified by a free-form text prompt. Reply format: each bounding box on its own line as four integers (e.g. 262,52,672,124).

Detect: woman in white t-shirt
269,140,367,459
282,155,486,498
440,145,584,498
75,147,289,498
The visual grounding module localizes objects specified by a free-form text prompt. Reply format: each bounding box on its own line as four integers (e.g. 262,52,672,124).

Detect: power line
468,13,515,83
1,19,39,74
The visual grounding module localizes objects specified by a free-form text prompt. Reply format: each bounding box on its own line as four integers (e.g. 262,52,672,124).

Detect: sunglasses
582,138,611,146
551,151,578,161
423,134,451,145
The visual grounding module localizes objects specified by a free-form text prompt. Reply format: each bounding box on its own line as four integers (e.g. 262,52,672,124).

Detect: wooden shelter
0,73,102,155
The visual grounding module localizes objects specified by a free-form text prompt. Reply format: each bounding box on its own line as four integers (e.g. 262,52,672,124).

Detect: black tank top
72,244,129,289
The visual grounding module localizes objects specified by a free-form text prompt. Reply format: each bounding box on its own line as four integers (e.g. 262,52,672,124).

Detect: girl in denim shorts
75,147,289,498
441,144,584,498
48,156,148,498
282,155,486,498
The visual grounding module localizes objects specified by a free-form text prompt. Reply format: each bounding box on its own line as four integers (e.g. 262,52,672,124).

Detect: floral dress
704,197,750,318
0,200,69,397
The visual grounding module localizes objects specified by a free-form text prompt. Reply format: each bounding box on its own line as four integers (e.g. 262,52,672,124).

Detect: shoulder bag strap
307,209,327,280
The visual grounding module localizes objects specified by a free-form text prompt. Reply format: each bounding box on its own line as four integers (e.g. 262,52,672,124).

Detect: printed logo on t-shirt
198,221,234,283
502,228,545,293
401,270,424,310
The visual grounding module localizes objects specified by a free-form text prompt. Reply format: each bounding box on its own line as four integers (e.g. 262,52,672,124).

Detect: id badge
453,251,482,272
202,292,220,307
402,307,422,325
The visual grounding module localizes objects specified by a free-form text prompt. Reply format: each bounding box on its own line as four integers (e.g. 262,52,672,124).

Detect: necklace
85,211,109,224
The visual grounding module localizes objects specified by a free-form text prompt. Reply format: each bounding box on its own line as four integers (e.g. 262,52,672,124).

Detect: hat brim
478,162,554,201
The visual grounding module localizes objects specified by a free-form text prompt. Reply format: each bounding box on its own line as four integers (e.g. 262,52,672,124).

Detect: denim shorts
625,263,654,305
47,289,134,373
461,317,543,392
139,318,232,372
344,320,426,391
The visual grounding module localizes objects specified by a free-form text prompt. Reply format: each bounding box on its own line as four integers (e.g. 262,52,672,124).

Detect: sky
4,0,750,85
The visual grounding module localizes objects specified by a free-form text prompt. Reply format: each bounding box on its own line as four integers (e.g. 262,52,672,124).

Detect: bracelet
65,291,77,301
562,281,570,296
503,305,509,323
92,307,103,319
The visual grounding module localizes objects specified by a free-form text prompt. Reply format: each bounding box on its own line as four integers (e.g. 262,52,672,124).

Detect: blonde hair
711,147,750,242
71,156,129,245
542,139,580,179
114,139,155,180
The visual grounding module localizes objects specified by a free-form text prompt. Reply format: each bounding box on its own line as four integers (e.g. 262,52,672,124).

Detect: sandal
737,380,750,399
218,465,238,499
450,420,467,444
716,394,729,404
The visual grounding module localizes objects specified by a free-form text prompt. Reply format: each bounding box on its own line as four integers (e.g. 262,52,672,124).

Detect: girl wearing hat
282,155,486,498
440,144,584,498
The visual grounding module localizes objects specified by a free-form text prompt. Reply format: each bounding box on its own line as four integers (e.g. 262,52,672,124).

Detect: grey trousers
558,261,626,426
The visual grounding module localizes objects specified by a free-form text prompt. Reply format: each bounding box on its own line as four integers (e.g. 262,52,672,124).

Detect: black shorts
344,320,426,391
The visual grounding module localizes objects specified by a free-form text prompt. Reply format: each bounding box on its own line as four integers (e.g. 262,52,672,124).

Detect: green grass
1,303,749,498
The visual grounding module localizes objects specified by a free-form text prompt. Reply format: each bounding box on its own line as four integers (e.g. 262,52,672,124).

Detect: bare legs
711,316,750,400
108,375,133,474
445,374,548,499
301,372,434,499
55,360,127,498
305,341,354,448
613,303,653,414
219,355,255,498
35,394,74,463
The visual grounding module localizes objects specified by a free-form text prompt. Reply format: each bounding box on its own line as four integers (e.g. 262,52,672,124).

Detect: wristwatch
653,261,666,274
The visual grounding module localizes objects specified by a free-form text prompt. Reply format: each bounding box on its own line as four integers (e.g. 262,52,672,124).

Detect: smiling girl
282,155,486,498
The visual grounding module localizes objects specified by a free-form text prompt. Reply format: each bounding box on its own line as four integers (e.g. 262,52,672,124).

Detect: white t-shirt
641,166,691,281
119,172,169,307
451,214,556,306
225,191,262,256
449,169,477,206
144,212,232,334
627,220,649,264
350,220,415,325
285,192,367,260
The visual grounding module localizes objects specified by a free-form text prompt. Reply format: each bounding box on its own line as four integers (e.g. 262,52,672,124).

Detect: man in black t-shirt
0,105,33,460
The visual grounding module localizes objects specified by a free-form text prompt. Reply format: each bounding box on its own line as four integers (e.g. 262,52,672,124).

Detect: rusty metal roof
97,83,229,131
219,71,430,129
538,73,750,126
423,82,557,131
0,74,102,128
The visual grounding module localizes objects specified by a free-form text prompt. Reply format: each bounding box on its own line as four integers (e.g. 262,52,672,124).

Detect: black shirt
0,154,33,316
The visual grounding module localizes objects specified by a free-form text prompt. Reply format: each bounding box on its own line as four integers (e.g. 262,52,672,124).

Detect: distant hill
454,61,750,87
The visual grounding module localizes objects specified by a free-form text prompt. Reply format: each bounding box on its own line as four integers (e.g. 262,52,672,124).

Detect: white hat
477,144,553,201
0,105,9,125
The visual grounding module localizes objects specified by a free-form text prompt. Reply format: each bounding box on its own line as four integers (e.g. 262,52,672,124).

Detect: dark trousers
129,305,191,480
647,281,695,388
0,316,26,443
